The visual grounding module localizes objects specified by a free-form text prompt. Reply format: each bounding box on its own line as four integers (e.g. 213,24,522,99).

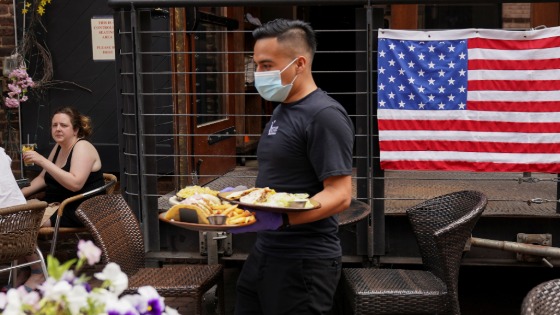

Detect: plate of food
159,198,257,231
218,187,321,212
159,213,256,231
170,185,220,206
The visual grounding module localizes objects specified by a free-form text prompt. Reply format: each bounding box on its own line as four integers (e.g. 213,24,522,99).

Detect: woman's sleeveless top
44,139,104,226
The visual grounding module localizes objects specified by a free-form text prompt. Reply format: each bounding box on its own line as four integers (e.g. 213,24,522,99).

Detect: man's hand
227,210,283,234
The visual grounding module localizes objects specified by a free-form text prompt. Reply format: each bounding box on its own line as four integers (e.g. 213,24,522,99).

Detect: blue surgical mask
254,58,298,102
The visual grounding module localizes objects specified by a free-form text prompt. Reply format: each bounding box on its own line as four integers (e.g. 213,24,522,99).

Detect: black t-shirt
255,89,355,259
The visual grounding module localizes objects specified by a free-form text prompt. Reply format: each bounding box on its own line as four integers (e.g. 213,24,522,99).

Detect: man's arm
286,175,352,226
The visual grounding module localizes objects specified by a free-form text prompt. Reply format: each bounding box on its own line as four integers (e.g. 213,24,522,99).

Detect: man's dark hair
253,19,317,56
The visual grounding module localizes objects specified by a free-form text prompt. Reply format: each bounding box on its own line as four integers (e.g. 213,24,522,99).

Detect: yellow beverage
22,143,36,166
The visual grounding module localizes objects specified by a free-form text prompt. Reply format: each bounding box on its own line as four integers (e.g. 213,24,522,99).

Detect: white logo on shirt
268,120,278,135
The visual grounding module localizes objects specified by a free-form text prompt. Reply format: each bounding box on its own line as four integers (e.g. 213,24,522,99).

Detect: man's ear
295,56,308,73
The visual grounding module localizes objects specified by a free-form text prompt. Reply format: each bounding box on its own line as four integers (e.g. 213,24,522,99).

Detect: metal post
557,173,559,214
354,6,369,259
131,6,156,250
132,8,160,251
471,237,560,265
12,0,24,177
369,5,386,260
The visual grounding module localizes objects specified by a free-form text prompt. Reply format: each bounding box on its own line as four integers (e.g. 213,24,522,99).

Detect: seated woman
19,106,104,290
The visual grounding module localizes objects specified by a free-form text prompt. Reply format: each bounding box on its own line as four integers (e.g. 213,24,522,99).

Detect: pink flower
3,64,34,109
4,98,20,108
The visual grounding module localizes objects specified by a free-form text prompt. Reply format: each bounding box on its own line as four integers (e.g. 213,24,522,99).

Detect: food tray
217,192,321,213
159,213,255,231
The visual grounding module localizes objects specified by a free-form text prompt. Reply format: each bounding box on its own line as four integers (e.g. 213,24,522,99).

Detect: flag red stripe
468,36,560,50
378,31,560,173
379,140,560,153
380,160,560,173
468,58,560,70
468,80,560,91
468,101,560,112
378,119,560,133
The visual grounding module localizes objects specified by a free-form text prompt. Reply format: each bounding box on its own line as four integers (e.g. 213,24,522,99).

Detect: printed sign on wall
91,16,115,61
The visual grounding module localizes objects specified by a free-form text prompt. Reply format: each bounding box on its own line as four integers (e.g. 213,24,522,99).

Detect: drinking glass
21,143,37,166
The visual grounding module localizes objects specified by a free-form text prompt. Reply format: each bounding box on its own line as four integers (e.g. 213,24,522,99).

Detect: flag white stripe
379,130,560,143
467,90,560,102
377,109,560,123
469,69,560,81
468,47,560,61
380,151,560,163
378,27,560,172
378,27,560,41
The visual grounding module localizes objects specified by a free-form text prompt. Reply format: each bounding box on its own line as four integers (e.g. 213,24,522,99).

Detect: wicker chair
521,279,560,315
75,194,224,315
0,200,49,287
342,190,488,315
38,173,117,257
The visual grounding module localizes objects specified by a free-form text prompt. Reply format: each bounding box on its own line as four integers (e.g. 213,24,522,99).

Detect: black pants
234,247,341,315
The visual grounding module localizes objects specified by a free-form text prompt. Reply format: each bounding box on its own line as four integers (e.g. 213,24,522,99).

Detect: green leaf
46,255,77,280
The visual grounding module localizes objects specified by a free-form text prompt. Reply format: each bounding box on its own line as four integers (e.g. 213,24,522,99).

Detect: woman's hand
22,150,47,168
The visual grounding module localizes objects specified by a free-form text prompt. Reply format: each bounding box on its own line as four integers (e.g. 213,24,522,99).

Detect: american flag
377,27,560,173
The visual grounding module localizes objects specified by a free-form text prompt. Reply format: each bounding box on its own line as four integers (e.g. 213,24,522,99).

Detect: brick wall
503,3,532,29
0,0,15,63
0,0,20,176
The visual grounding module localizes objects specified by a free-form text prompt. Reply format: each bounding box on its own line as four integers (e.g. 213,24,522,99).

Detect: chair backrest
75,194,145,276
406,190,487,313
521,279,560,315
0,200,48,262
50,173,118,227
102,173,118,195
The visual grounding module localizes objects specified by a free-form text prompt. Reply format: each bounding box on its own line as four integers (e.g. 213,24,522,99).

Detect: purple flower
137,286,164,315
0,239,178,314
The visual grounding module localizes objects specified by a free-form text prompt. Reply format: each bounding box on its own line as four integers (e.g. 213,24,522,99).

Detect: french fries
226,209,256,225
166,199,256,226
209,203,256,225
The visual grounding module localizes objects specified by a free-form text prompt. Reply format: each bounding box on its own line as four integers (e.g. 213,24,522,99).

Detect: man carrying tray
230,19,355,315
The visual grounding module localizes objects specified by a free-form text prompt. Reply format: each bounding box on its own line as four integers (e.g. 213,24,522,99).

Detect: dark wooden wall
21,0,119,173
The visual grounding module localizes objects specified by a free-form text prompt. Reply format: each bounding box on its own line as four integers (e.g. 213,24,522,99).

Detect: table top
338,199,370,226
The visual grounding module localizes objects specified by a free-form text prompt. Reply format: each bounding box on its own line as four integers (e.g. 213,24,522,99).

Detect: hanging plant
1,62,34,158
5,64,35,108
22,0,52,16
14,0,91,98
17,0,53,92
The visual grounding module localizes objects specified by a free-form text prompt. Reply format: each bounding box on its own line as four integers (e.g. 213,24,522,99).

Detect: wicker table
338,199,370,227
